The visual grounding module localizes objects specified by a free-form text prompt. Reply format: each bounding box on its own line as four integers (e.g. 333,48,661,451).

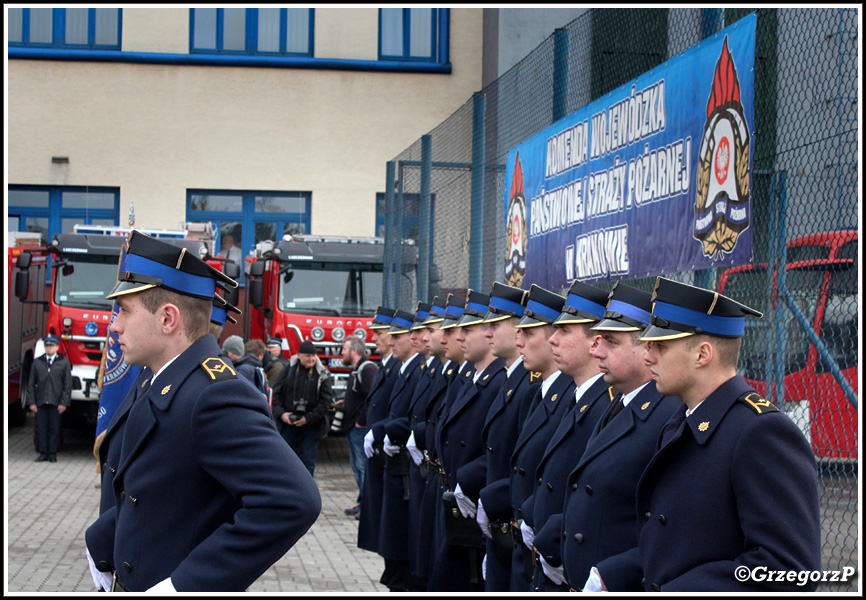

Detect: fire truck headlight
310,326,325,341
354,328,367,340
332,327,346,342
62,317,73,330
85,321,99,336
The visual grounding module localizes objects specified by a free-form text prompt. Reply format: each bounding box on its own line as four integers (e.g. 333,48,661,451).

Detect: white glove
383,434,401,457
582,566,606,592
146,577,176,592
520,519,535,550
540,555,566,586
86,546,113,592
363,429,374,459
476,497,492,539
406,431,423,465
482,553,487,581
453,483,477,519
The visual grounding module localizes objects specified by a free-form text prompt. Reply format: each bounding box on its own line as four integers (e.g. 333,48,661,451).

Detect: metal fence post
553,27,569,122
418,135,432,303
384,161,396,307
469,92,486,291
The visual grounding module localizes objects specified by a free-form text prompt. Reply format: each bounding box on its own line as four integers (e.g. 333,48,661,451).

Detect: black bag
385,447,411,476
369,442,385,474
442,491,485,548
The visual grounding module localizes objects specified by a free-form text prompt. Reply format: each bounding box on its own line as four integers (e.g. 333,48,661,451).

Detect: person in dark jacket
222,335,259,387
338,335,378,516
272,340,334,476
27,335,72,462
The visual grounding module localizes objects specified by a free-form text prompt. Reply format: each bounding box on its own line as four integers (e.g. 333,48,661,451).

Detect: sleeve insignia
201,357,237,382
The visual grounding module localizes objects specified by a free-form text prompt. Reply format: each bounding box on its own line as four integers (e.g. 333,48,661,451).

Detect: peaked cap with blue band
388,309,416,334
43,334,60,345
210,293,242,326
483,282,527,323
422,296,448,325
370,306,397,330
456,290,492,327
439,293,466,330
591,282,653,332
515,284,566,328
411,302,433,330
641,276,762,341
554,280,609,325
107,230,237,300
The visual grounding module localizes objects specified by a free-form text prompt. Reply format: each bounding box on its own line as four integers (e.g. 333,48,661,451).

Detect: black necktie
600,394,625,429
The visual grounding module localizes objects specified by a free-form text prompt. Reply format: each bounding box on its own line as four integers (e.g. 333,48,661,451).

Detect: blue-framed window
8,186,120,242
190,8,314,56
188,190,311,285
375,193,434,240
7,8,121,50
379,8,437,61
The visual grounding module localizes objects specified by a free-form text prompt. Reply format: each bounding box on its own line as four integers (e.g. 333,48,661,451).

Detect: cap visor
482,311,514,324
456,314,485,327
590,318,642,332
553,313,595,326
387,326,410,335
106,280,156,300
369,323,392,330
639,325,694,341
438,317,460,330
423,315,446,325
515,315,548,329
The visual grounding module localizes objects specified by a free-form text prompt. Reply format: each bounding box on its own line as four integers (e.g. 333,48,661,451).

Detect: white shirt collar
685,400,705,418
400,353,419,374
506,355,524,378
440,359,452,374
540,370,561,397
574,372,605,403
621,381,651,408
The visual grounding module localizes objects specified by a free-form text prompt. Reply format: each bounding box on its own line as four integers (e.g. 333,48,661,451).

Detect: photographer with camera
272,340,334,476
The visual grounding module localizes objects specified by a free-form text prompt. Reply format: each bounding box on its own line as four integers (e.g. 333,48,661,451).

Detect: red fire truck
246,234,418,397
717,230,858,458
9,224,227,431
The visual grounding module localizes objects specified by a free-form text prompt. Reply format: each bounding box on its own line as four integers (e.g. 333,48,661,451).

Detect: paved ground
5,413,387,594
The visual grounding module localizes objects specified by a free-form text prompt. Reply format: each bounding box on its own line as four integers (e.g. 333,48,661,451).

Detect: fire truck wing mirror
15,271,30,300
16,252,32,269
283,270,294,284
249,260,265,277
224,286,239,307
249,279,263,309
223,261,241,279
62,264,74,276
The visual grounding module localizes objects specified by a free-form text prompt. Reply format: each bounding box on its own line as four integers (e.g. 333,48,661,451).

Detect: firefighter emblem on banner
505,152,528,287
694,36,752,260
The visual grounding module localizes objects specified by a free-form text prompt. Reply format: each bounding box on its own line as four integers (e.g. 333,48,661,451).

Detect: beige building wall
7,8,483,237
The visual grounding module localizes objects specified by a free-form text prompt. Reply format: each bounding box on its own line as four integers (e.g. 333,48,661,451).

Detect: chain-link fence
382,7,858,591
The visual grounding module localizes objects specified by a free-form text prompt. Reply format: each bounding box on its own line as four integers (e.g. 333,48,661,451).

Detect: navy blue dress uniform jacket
413,360,459,580
357,355,402,553
97,368,152,516
508,372,576,591
597,376,822,592
523,374,612,585
377,353,425,561
85,335,321,592
429,359,507,591
558,380,679,591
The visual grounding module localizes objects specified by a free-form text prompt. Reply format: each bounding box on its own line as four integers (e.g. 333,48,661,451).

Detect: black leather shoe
49,457,57,463
35,456,48,462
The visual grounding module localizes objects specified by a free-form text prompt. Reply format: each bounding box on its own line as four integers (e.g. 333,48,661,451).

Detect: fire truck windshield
53,255,119,310
279,263,383,317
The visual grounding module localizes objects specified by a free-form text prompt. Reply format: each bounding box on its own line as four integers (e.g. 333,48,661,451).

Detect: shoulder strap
737,391,778,415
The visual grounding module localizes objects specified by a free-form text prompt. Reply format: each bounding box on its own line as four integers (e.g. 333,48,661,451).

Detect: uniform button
651,583,660,591
518,468,525,475
546,483,553,491
585,485,593,495
97,561,110,571
109,466,116,474
658,514,667,525
537,477,543,485
129,496,138,505
444,441,449,447
513,467,518,474
120,491,125,501
644,511,651,521
573,533,584,544
562,532,566,539
459,441,466,447
487,445,493,452
572,483,578,491
122,562,132,573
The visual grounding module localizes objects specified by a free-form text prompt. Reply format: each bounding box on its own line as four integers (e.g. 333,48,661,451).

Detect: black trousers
36,404,61,458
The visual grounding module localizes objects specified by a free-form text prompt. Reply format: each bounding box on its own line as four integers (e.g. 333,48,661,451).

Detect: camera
289,413,304,423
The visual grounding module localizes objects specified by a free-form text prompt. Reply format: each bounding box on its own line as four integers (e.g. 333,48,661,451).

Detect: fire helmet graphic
694,36,751,260
505,152,528,287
